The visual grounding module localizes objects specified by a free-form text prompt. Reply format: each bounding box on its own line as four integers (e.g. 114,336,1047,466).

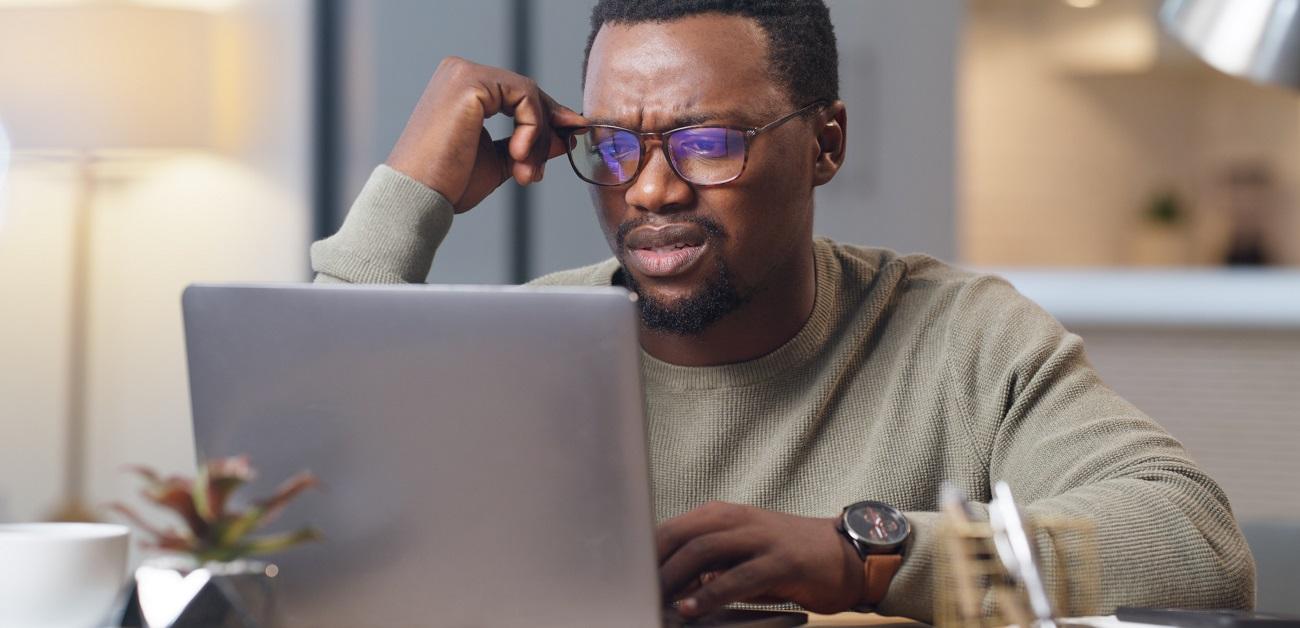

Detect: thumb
547,132,571,161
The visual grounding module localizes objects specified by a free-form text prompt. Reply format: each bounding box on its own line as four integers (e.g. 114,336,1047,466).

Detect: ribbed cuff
310,164,455,284
874,510,945,622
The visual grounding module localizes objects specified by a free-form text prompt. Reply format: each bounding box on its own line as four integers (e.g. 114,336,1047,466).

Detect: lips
623,223,709,278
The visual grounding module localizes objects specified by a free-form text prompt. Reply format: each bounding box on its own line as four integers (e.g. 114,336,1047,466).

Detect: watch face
845,502,909,547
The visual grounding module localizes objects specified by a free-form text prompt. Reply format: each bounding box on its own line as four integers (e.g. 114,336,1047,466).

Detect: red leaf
145,478,209,539
255,471,319,526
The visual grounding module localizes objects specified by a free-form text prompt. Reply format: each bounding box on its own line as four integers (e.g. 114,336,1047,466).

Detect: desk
806,613,927,627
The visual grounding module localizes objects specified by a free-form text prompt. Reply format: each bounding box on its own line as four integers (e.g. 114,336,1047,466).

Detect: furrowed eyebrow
582,110,758,131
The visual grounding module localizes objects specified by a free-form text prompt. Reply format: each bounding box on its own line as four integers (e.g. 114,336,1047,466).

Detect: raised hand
385,56,587,213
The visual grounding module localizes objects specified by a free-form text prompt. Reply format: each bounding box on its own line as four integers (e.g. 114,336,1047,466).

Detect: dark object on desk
1117,608,1300,628
664,609,807,627
119,559,277,628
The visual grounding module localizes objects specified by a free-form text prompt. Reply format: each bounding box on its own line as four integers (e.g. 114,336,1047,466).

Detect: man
311,0,1255,621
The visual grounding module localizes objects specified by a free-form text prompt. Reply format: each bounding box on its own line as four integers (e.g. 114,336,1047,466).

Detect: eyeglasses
560,100,828,187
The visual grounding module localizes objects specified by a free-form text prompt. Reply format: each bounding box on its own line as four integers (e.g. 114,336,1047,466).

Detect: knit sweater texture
310,165,1256,621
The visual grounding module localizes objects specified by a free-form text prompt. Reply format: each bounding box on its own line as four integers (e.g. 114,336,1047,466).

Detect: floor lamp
0,4,218,521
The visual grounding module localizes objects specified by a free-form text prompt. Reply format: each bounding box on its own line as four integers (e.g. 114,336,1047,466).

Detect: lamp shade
0,5,216,151
1159,0,1300,90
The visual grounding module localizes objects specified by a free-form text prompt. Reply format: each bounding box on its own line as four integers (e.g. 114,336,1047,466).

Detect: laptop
182,283,806,628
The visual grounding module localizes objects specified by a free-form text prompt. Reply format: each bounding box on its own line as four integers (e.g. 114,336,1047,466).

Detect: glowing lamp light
0,2,222,521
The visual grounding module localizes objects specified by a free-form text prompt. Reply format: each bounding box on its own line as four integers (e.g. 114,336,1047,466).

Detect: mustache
614,215,727,250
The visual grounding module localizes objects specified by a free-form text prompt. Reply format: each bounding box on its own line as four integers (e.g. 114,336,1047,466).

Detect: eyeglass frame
558,99,830,187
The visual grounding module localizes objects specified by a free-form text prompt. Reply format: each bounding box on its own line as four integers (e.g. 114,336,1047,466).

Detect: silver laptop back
182,283,661,628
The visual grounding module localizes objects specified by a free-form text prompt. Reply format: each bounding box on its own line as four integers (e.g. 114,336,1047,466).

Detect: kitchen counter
986,268,1300,328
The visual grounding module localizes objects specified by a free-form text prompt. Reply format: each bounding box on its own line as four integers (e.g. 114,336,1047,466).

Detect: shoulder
526,257,622,287
822,238,1011,309
821,238,1062,346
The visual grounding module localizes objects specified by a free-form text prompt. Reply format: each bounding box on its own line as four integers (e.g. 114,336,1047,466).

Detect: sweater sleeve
878,275,1256,621
309,164,455,284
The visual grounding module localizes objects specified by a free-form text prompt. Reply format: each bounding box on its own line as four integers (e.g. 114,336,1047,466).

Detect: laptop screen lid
182,283,661,628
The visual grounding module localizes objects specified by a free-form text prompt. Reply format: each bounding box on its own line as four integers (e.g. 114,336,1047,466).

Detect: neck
637,240,817,367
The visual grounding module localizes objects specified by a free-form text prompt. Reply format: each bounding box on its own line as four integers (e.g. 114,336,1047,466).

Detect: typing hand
656,501,864,618
385,56,587,213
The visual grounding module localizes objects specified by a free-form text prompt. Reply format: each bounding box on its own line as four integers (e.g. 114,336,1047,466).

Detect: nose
623,140,695,214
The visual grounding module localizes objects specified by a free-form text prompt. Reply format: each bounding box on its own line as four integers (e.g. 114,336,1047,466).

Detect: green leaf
240,527,323,557
217,507,266,548
193,465,214,522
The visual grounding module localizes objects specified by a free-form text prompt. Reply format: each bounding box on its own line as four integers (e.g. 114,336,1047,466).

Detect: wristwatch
836,500,911,610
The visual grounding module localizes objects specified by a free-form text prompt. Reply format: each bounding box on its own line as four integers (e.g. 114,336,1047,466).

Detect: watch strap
861,553,902,608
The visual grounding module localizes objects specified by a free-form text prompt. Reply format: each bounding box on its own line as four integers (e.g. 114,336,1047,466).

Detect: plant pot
1128,222,1192,266
131,556,278,628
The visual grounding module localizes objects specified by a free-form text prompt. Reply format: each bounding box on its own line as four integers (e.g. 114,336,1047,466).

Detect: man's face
583,14,823,334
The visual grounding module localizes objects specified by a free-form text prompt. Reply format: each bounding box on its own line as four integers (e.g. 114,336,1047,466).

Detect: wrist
384,152,447,196
835,501,911,612
831,517,868,611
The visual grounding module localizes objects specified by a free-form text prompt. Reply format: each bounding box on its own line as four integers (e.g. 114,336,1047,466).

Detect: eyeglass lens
567,126,747,186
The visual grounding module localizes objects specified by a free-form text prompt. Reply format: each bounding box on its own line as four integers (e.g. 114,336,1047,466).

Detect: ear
812,100,847,187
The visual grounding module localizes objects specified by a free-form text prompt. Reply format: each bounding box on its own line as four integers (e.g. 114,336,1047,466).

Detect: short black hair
581,0,839,107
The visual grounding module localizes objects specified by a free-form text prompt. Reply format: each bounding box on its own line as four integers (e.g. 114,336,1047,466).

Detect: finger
508,123,538,184
508,128,570,175
543,96,585,161
656,501,743,564
547,130,571,161
659,531,753,601
525,110,552,182
467,72,546,180
491,136,514,186
509,129,535,185
521,92,581,181
678,558,782,618
542,91,588,127
477,75,578,184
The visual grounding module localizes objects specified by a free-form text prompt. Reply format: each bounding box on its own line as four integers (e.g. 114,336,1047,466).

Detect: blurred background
0,0,1296,614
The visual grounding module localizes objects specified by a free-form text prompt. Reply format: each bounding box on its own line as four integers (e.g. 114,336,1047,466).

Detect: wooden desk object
806,613,928,627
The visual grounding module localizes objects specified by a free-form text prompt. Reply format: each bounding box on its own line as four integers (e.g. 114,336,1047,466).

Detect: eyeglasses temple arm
753,99,831,135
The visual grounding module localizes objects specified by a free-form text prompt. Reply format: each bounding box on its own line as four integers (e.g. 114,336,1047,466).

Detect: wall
338,0,514,284
0,161,75,521
962,0,1300,266
814,0,961,261
0,1,313,523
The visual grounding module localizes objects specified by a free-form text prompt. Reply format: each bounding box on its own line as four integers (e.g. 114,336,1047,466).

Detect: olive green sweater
310,165,1255,621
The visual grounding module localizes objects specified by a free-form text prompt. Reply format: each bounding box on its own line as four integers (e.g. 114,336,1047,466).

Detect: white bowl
0,522,130,628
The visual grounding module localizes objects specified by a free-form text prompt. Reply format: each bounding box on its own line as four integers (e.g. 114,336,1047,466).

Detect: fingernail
680,598,698,613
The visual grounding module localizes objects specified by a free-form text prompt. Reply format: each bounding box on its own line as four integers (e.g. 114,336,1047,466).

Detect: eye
594,135,638,161
680,138,726,156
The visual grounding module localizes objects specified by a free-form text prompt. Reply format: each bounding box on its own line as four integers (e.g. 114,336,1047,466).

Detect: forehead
583,13,789,129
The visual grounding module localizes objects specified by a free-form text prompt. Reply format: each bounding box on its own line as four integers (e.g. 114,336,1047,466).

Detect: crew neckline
635,238,848,390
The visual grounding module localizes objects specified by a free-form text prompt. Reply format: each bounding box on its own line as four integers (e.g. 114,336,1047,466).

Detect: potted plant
110,456,321,628
1129,189,1192,266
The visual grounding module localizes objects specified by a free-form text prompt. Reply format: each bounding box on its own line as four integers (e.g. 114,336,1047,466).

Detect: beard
615,215,748,335
621,257,746,335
